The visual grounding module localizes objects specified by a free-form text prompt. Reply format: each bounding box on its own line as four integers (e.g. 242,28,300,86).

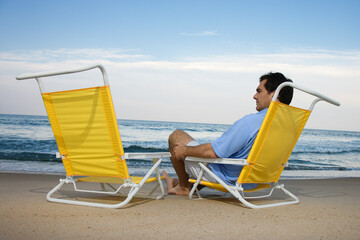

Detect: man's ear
270,91,279,102
270,91,275,98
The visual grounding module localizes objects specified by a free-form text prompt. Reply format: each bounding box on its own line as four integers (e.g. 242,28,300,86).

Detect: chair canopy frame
16,64,109,93
273,82,340,111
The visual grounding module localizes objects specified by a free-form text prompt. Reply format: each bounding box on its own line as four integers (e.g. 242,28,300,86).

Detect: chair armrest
124,152,171,159
185,156,248,165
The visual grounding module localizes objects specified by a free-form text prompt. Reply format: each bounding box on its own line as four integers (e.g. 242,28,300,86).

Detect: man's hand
172,143,188,160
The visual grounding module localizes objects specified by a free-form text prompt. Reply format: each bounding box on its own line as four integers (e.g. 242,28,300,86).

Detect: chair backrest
238,101,310,184
42,85,130,179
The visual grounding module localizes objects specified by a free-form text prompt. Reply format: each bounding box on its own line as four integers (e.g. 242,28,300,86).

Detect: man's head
253,72,293,111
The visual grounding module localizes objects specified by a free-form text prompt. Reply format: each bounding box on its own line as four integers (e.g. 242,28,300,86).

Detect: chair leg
187,163,299,209
46,159,165,208
46,177,138,208
189,167,205,199
234,184,299,209
153,157,165,199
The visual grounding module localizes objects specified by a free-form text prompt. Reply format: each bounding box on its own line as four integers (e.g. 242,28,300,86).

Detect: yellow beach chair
186,82,340,209
16,64,170,208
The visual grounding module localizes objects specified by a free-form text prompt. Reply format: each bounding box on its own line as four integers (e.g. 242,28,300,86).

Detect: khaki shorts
184,141,217,182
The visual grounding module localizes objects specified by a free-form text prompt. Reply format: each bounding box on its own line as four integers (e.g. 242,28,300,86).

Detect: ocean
0,113,359,179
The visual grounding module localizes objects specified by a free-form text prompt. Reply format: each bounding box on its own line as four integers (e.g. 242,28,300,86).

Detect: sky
0,0,359,131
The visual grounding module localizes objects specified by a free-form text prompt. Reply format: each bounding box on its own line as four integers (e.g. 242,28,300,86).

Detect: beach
0,172,359,239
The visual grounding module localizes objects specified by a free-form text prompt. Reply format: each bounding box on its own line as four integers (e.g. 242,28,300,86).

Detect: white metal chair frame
46,152,170,209
17,64,171,208
186,82,340,209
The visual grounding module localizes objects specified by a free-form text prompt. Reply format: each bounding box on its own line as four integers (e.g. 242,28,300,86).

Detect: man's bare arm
173,143,218,160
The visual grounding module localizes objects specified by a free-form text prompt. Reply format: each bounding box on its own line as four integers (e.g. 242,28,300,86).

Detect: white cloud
0,49,152,62
0,48,359,131
180,30,218,36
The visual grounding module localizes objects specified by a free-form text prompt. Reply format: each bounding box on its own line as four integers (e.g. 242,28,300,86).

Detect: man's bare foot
168,184,191,196
162,170,179,192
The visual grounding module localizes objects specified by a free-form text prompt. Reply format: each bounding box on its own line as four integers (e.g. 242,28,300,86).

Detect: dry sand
0,172,359,239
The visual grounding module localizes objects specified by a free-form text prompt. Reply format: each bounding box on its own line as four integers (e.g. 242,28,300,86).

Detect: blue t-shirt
210,108,267,186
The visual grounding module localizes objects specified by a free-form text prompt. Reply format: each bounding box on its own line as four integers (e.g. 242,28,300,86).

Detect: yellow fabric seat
238,101,310,185
42,86,130,178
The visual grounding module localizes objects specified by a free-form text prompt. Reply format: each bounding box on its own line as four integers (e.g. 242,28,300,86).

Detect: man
162,72,293,195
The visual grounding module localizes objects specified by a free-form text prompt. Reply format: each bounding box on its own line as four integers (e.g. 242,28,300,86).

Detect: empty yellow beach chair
186,82,340,209
16,64,170,208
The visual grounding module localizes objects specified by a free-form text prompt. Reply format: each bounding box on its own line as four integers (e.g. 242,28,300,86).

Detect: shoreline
1,172,359,239
1,168,360,180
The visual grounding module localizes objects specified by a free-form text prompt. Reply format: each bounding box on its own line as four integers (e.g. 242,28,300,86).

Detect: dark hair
259,72,293,105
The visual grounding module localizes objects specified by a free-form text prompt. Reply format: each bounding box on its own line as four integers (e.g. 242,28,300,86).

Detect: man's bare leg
162,170,179,192
164,130,195,195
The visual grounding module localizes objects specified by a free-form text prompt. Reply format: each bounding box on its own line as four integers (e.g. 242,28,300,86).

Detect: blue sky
1,0,359,56
0,0,359,131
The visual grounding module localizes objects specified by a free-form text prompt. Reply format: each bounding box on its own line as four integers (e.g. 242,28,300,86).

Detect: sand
0,172,359,240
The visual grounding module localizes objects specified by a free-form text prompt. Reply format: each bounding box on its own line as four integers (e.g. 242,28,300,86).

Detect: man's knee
169,130,185,142
169,130,183,149
168,130,194,148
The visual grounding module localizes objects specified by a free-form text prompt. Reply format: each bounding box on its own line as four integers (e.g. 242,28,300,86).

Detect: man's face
253,79,274,111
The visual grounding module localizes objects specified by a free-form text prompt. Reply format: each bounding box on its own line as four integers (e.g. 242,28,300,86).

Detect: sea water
0,113,359,179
